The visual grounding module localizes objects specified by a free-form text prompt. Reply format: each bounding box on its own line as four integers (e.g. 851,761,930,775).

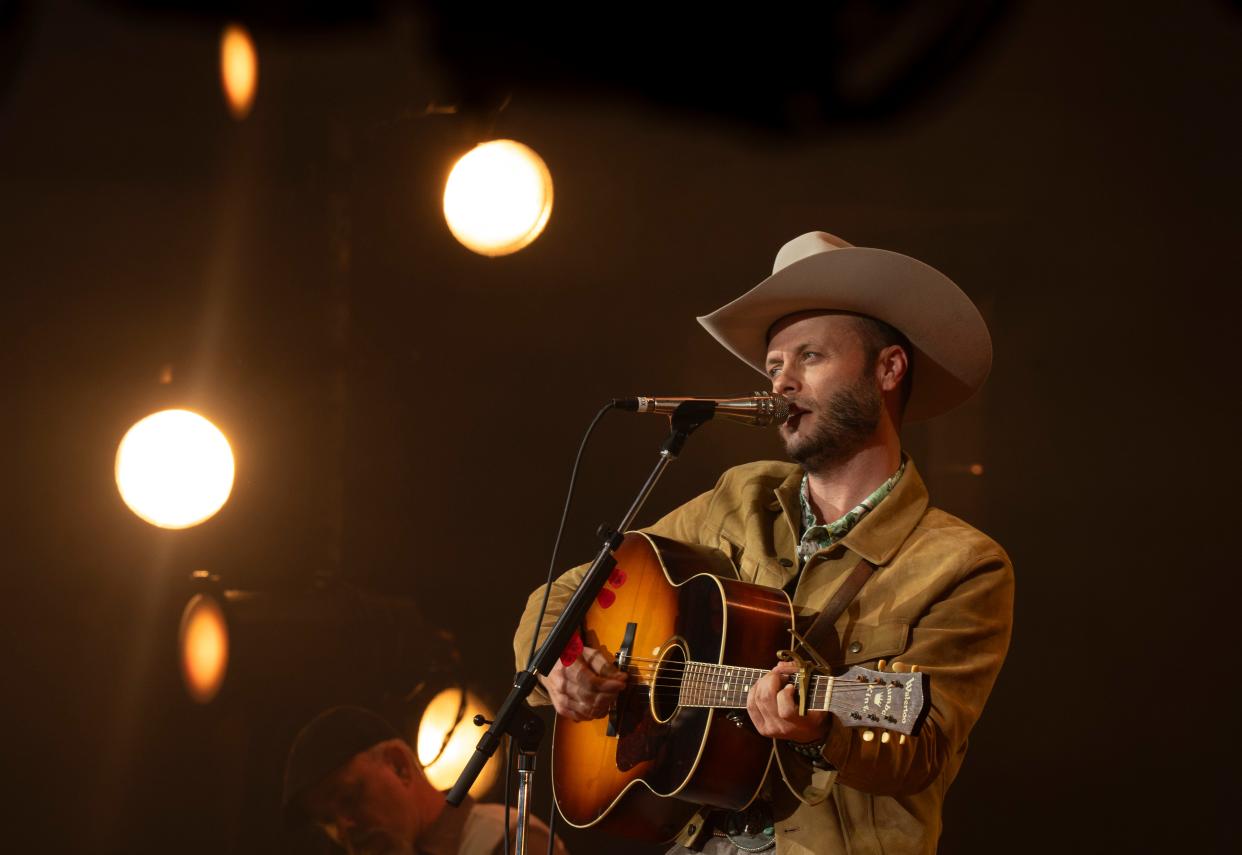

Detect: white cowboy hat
697,231,992,422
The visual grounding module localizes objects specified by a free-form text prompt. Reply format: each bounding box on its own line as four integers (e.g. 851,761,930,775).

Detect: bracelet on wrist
787,738,833,769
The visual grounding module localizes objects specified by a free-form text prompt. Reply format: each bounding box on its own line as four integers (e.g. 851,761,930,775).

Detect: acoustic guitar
551,531,929,842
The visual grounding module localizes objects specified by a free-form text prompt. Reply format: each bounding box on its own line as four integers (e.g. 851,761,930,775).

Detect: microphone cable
510,399,617,855
522,398,617,669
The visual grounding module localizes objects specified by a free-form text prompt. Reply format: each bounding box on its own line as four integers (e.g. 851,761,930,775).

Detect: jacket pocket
838,620,909,666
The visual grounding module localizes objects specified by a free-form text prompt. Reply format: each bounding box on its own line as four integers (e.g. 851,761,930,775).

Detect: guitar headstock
824,664,930,738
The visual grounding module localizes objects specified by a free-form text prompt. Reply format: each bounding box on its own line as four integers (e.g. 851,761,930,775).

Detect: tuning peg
881,732,891,744
877,659,887,672
910,664,920,673
898,735,907,745
862,730,875,742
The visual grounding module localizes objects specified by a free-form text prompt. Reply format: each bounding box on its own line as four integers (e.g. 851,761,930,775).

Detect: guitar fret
681,666,859,710
678,663,858,712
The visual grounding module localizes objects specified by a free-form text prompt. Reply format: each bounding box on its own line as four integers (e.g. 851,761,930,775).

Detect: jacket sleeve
818,548,1014,795
511,489,716,705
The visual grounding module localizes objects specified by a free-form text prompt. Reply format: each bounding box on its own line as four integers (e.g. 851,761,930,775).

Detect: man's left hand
746,660,830,743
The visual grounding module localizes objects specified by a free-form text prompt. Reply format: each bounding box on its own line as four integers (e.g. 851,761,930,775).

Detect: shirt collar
797,459,906,564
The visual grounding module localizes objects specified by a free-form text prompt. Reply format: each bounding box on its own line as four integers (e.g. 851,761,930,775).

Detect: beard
785,374,882,472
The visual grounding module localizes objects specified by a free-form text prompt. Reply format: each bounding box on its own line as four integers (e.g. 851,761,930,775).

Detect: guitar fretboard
675,661,834,711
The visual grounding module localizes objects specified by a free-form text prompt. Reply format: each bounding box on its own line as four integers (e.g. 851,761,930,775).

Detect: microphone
613,393,790,427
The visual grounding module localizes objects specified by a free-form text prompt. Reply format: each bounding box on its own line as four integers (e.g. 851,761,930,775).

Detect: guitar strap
797,557,877,663
762,557,879,815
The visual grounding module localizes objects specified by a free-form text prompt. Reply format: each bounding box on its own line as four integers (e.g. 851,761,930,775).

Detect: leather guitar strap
797,557,876,664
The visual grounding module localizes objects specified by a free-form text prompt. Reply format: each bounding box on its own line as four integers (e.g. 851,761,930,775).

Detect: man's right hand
538,645,628,721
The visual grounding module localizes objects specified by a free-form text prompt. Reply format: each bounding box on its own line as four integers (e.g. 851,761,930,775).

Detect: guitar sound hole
649,641,686,724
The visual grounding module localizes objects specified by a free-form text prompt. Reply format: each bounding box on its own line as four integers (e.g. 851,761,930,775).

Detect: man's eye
767,366,781,378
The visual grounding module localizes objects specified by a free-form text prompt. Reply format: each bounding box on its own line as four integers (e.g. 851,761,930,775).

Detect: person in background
283,705,570,855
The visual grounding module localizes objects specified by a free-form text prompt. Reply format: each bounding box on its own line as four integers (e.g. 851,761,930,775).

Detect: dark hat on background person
697,231,993,422
282,705,403,827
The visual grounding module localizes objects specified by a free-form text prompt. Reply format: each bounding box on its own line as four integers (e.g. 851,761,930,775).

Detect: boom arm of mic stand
445,401,715,807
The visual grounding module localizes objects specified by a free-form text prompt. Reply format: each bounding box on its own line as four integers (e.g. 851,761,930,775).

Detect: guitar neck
676,661,832,711
673,661,922,733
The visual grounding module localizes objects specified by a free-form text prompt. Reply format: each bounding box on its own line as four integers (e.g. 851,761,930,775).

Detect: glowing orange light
969,463,985,476
443,140,553,256
220,24,258,120
115,409,235,529
179,594,229,703
415,689,499,795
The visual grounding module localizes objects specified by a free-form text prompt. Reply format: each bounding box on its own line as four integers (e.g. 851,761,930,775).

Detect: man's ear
876,344,909,392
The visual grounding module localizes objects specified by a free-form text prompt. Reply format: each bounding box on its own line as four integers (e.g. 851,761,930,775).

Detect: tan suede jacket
513,457,1014,854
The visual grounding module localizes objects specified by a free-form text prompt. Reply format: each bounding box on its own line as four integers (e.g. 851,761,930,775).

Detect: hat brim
697,246,991,422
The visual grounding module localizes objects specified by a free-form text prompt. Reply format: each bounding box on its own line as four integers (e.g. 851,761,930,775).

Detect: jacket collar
839,454,928,565
772,466,804,555
768,454,929,567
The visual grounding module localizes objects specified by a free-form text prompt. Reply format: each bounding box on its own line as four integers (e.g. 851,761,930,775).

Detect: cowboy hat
697,231,992,422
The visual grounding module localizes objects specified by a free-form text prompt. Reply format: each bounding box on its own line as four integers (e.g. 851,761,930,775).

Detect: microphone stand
445,401,718,852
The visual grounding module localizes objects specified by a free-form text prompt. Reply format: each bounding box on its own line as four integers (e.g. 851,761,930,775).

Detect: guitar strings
619,680,907,695
618,653,922,674
612,659,918,688
610,670,911,697
615,661,910,682
573,652,918,704
619,667,900,688
607,679,914,710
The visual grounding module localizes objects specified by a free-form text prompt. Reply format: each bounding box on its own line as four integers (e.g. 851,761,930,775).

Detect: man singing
513,231,1014,854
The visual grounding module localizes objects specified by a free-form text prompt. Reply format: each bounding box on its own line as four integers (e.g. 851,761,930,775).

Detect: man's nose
771,368,799,396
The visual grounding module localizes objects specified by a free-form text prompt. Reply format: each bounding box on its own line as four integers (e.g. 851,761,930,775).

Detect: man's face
303,750,419,855
765,312,882,471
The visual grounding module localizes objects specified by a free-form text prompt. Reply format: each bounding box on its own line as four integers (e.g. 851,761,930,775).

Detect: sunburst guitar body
550,531,929,843
551,531,791,841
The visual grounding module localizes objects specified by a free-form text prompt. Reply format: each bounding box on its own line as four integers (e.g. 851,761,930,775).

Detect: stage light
443,140,553,256
220,23,258,120
179,593,229,703
415,688,499,795
115,409,235,529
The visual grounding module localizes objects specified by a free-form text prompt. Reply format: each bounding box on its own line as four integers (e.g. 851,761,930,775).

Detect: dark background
3,0,1239,852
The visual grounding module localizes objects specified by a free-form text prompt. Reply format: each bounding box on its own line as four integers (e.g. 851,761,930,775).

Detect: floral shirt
797,460,907,565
